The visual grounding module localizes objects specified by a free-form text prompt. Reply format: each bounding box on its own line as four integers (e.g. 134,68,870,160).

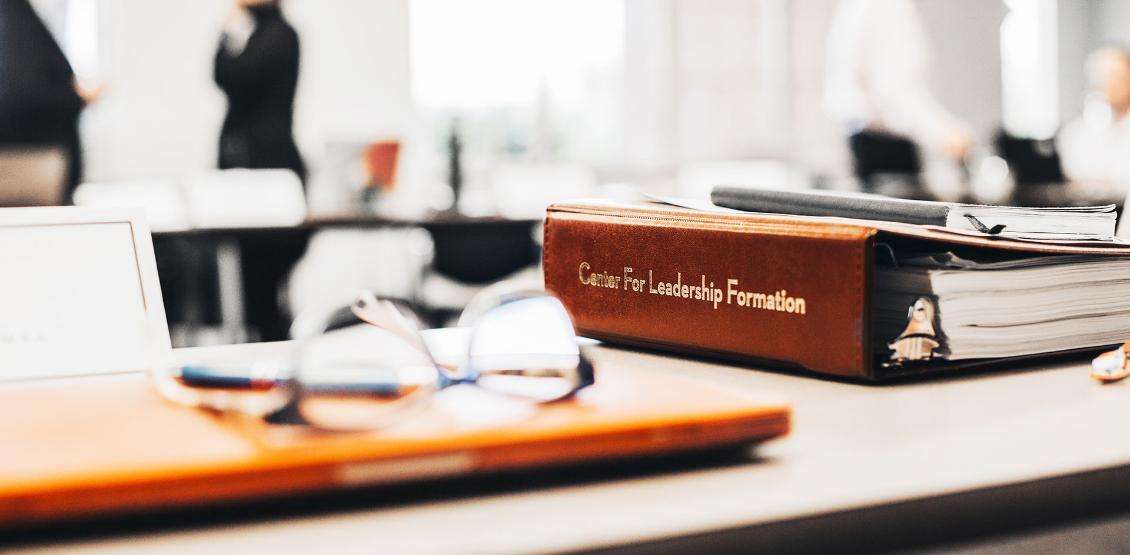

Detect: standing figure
824,0,974,196
0,0,99,202
214,0,305,183
211,0,308,342
1057,47,1130,191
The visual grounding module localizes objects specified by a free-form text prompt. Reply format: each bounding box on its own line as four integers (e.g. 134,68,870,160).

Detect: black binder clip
887,297,941,364
962,214,1007,235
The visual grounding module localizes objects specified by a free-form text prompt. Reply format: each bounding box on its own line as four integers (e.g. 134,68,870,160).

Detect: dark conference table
151,211,541,343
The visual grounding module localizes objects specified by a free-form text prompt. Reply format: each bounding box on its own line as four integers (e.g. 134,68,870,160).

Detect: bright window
408,0,625,162
1000,0,1059,139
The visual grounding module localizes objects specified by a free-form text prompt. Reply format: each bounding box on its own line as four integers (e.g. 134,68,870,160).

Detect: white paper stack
874,252,1130,359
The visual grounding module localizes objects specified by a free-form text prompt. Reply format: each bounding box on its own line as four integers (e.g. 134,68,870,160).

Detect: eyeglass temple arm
350,291,440,369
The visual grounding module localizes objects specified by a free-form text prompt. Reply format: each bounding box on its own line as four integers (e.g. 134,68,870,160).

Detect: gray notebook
710,186,1117,241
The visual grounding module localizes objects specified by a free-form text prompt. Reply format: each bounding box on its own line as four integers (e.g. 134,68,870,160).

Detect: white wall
620,0,792,173
82,0,227,181
788,0,845,175
286,0,413,162
917,0,1006,145
78,0,1011,184
81,0,413,183
1056,0,1090,124
621,0,677,172
786,0,1005,177
673,0,788,161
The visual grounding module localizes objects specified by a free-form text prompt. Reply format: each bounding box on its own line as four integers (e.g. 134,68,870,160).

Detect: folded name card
0,208,170,381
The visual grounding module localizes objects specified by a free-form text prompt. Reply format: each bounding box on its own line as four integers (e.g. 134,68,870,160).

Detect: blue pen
179,364,287,390
179,363,425,396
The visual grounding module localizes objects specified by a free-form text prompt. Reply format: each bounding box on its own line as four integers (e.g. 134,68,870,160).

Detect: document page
0,222,152,380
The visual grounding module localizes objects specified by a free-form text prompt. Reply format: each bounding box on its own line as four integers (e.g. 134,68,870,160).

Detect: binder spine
543,207,876,378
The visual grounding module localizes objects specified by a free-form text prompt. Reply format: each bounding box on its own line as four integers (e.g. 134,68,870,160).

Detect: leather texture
543,200,1130,380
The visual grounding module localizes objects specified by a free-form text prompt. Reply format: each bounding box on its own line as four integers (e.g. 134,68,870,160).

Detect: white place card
0,207,170,381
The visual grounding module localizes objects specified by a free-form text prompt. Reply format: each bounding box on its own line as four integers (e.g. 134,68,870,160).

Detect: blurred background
3,0,1129,346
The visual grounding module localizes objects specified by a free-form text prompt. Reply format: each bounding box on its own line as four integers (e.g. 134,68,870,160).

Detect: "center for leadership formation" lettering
577,262,806,315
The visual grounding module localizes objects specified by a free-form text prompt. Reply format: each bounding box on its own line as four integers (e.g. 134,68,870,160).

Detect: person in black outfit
214,0,305,182
211,0,308,342
0,0,97,202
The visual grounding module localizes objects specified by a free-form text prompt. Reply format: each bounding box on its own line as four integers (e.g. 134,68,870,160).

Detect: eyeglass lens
467,296,589,402
294,322,440,430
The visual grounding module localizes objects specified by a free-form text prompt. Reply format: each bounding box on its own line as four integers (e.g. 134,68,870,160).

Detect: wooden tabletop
12,341,1130,554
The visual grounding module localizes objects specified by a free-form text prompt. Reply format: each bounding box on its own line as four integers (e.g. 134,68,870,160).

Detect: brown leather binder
0,363,788,528
543,200,1130,380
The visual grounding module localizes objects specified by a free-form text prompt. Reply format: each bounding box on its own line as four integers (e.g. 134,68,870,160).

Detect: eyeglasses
153,291,595,431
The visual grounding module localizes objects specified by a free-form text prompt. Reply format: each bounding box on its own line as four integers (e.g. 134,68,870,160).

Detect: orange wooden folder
0,365,789,528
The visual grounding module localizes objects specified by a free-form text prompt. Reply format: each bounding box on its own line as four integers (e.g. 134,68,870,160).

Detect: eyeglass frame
157,290,595,430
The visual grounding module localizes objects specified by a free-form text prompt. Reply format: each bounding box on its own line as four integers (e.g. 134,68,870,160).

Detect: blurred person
214,0,305,183
1056,46,1130,189
824,0,974,196
212,0,308,342
0,0,100,203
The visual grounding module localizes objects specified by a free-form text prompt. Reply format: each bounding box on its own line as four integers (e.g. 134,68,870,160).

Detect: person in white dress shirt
1057,47,1130,191
824,0,974,194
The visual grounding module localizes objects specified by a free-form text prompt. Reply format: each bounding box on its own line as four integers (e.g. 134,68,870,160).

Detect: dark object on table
995,130,1065,186
238,230,311,341
0,0,85,202
848,130,923,194
214,3,306,183
428,219,538,284
154,229,311,344
447,121,463,205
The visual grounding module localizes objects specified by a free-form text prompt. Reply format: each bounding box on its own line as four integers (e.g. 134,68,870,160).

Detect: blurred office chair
408,162,576,320
994,130,1066,186
417,223,542,321
848,131,925,196
0,147,67,206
